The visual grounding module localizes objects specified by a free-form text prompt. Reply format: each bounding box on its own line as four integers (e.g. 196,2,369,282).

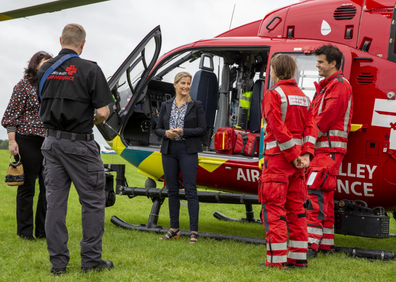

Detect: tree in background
0,139,9,150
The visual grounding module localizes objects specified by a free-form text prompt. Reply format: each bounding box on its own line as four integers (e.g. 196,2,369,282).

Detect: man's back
38,49,111,134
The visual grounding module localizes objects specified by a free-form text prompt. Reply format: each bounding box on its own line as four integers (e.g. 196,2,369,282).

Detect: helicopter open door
97,26,162,143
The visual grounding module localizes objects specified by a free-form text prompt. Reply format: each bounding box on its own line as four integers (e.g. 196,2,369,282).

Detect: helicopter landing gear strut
110,177,266,244
213,203,261,223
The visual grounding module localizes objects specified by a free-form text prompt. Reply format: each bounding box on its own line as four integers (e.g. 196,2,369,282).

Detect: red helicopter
2,0,395,257
96,0,396,254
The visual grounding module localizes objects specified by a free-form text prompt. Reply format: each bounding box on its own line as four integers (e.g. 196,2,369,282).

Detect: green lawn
0,150,395,281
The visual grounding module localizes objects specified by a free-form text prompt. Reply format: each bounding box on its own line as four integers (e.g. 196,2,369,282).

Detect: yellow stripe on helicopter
110,135,126,155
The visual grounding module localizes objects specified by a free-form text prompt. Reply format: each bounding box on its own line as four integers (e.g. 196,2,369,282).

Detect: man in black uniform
37,23,114,275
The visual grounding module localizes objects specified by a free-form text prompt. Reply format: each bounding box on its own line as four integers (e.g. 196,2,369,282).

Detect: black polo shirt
37,48,113,134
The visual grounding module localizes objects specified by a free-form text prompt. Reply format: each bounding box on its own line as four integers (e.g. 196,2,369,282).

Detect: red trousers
259,154,308,268
306,153,343,252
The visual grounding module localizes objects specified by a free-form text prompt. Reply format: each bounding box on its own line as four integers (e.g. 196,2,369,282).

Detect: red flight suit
259,79,318,268
307,70,353,253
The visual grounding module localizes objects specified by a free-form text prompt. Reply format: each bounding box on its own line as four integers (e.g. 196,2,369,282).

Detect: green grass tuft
0,150,395,281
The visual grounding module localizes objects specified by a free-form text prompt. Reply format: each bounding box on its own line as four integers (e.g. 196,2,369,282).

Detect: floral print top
1,79,46,137
169,99,187,140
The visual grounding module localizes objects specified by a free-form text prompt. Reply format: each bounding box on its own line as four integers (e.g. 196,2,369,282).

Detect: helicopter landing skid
110,215,267,244
213,204,261,224
112,186,266,244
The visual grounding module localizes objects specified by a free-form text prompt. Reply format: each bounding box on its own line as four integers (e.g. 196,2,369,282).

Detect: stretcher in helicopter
98,0,396,260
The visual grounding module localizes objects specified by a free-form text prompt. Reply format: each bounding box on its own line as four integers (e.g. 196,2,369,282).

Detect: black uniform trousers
162,140,199,231
15,133,46,238
41,135,105,269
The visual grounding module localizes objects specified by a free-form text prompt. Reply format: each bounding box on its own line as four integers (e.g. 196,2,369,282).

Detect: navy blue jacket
155,98,207,154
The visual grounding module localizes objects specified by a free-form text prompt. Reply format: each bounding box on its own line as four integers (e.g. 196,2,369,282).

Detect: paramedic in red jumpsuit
306,44,353,258
259,54,318,269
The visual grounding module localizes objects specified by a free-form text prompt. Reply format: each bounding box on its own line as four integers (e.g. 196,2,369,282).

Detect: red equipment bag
234,130,260,157
214,127,236,154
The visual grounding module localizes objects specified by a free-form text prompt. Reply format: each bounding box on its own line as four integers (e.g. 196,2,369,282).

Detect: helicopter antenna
229,4,236,30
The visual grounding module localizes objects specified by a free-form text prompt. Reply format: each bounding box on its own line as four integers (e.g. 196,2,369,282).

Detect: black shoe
286,263,308,269
36,234,46,239
81,260,114,273
50,267,66,276
19,235,36,241
307,248,318,259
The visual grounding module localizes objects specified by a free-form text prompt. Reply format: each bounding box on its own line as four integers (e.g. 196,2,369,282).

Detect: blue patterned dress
169,99,187,140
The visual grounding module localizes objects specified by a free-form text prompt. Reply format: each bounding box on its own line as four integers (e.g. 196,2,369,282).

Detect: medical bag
214,127,259,156
214,127,235,154
234,130,260,157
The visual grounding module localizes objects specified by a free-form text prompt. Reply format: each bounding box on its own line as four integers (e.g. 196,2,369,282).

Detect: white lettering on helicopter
337,180,374,197
338,163,377,179
337,163,377,197
236,164,377,198
237,168,260,182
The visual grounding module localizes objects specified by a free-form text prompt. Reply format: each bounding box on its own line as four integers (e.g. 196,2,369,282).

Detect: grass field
0,149,395,281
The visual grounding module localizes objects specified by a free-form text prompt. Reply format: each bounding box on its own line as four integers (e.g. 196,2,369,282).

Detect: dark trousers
41,136,105,269
162,140,199,231
15,133,46,238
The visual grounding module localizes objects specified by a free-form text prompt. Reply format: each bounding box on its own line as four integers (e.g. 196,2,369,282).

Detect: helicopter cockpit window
153,51,203,84
116,38,158,114
269,53,321,100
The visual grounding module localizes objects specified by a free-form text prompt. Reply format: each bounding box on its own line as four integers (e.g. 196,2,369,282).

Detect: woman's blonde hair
270,54,296,80
174,71,193,103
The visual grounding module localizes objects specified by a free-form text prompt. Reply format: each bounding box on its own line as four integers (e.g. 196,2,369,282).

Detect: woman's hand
166,128,183,139
292,153,311,169
172,128,183,135
9,141,19,155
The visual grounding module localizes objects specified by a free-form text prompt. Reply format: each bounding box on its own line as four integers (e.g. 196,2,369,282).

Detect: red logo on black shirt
66,65,77,75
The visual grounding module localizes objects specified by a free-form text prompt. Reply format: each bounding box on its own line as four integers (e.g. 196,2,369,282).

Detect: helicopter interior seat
190,67,218,148
248,79,265,133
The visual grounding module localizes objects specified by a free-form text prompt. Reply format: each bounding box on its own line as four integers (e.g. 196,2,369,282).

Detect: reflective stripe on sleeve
329,130,348,138
279,138,297,151
344,97,352,132
315,141,348,149
266,138,303,151
303,135,317,145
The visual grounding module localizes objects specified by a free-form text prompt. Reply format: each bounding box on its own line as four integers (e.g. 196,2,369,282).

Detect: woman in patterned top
155,72,207,243
2,51,52,241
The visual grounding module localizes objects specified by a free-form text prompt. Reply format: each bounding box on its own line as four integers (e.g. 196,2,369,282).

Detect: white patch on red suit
288,95,309,107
